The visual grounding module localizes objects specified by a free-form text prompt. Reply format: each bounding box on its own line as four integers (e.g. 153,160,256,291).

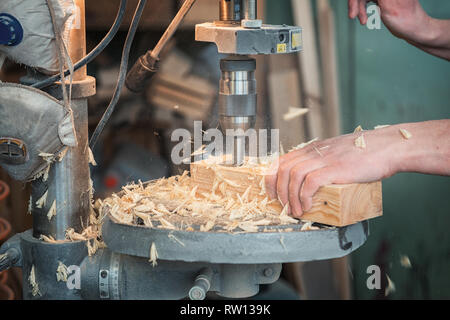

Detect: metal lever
125,0,197,92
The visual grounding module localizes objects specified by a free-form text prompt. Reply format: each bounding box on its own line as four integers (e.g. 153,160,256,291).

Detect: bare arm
265,120,450,218
349,0,450,61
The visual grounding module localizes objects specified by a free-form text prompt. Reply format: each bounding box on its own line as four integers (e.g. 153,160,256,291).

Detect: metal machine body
196,0,302,165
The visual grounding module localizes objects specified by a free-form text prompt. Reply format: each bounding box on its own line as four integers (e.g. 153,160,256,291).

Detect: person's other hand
348,0,435,45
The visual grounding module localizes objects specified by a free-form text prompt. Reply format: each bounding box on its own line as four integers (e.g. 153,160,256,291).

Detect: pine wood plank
190,159,382,227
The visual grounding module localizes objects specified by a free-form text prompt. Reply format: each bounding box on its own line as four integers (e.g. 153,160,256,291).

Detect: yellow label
291,32,302,49
277,43,287,53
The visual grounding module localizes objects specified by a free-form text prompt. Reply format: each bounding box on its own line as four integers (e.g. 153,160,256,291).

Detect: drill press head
195,0,302,166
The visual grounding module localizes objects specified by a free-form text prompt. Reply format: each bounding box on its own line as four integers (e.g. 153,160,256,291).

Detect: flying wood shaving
56,261,69,282
354,135,366,149
289,138,319,153
191,144,206,157
354,125,363,133
47,200,57,221
29,265,41,297
149,242,158,267
400,255,412,268
28,196,33,215
374,124,390,130
399,128,412,139
36,191,48,209
283,107,309,121
385,274,396,296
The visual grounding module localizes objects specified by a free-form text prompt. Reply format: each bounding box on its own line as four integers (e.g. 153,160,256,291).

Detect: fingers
276,153,316,207
348,0,359,19
358,0,369,25
265,147,314,200
288,160,325,218
300,167,337,212
348,0,369,25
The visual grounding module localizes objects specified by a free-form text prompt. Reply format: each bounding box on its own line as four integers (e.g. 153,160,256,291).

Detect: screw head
263,268,273,277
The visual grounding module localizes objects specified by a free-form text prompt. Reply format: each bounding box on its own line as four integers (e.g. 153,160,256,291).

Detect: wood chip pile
101,168,324,233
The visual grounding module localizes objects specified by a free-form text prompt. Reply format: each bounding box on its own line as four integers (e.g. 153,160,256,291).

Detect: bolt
100,270,108,278
263,268,273,277
189,286,206,300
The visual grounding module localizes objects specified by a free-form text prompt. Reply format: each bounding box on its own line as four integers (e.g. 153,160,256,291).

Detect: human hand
265,125,414,218
348,0,436,46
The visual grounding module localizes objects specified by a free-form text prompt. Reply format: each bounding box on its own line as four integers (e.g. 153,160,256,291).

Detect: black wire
89,0,147,151
31,0,128,89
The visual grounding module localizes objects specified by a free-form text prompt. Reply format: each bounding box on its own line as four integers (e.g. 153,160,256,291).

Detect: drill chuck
219,56,257,165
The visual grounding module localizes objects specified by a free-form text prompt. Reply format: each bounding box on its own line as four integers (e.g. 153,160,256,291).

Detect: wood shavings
279,236,287,251
101,165,323,234
400,255,412,268
399,128,412,139
385,274,396,296
47,200,56,221
300,221,319,231
354,135,366,149
39,234,67,244
374,124,390,130
88,147,97,166
56,261,69,282
28,196,33,215
200,220,215,232
29,265,41,297
65,228,87,241
168,232,185,247
39,152,56,163
354,125,363,133
36,191,48,209
283,107,309,121
57,147,69,162
149,242,158,267
289,138,319,153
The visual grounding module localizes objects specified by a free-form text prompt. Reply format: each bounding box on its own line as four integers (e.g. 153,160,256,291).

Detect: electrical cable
31,0,128,89
89,0,147,150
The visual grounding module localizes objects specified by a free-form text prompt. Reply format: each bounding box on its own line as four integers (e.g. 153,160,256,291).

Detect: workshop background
0,0,449,300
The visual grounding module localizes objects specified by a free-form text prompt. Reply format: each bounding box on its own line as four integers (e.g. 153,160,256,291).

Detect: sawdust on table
101,159,326,234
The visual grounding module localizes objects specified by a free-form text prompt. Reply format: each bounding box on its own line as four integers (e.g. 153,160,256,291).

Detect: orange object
0,180,9,202
0,180,14,300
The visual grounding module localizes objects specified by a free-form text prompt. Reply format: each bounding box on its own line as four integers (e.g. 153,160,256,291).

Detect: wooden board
190,159,382,227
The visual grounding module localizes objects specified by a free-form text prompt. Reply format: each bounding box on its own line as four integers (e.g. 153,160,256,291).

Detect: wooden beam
190,159,382,227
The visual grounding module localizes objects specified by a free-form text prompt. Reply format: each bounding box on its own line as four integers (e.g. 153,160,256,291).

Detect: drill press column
219,56,257,166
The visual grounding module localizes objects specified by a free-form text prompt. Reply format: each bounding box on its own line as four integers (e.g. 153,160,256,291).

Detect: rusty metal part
43,76,96,100
69,0,87,81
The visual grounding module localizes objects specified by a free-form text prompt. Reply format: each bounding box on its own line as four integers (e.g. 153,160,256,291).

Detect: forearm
391,120,450,176
409,18,450,61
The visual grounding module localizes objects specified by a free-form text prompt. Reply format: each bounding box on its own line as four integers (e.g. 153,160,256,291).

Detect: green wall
267,0,450,299
331,0,450,299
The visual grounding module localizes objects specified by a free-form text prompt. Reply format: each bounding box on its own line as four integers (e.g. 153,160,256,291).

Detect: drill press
196,0,302,165
0,0,370,300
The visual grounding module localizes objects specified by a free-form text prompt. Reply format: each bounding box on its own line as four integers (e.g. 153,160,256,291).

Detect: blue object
0,13,23,46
